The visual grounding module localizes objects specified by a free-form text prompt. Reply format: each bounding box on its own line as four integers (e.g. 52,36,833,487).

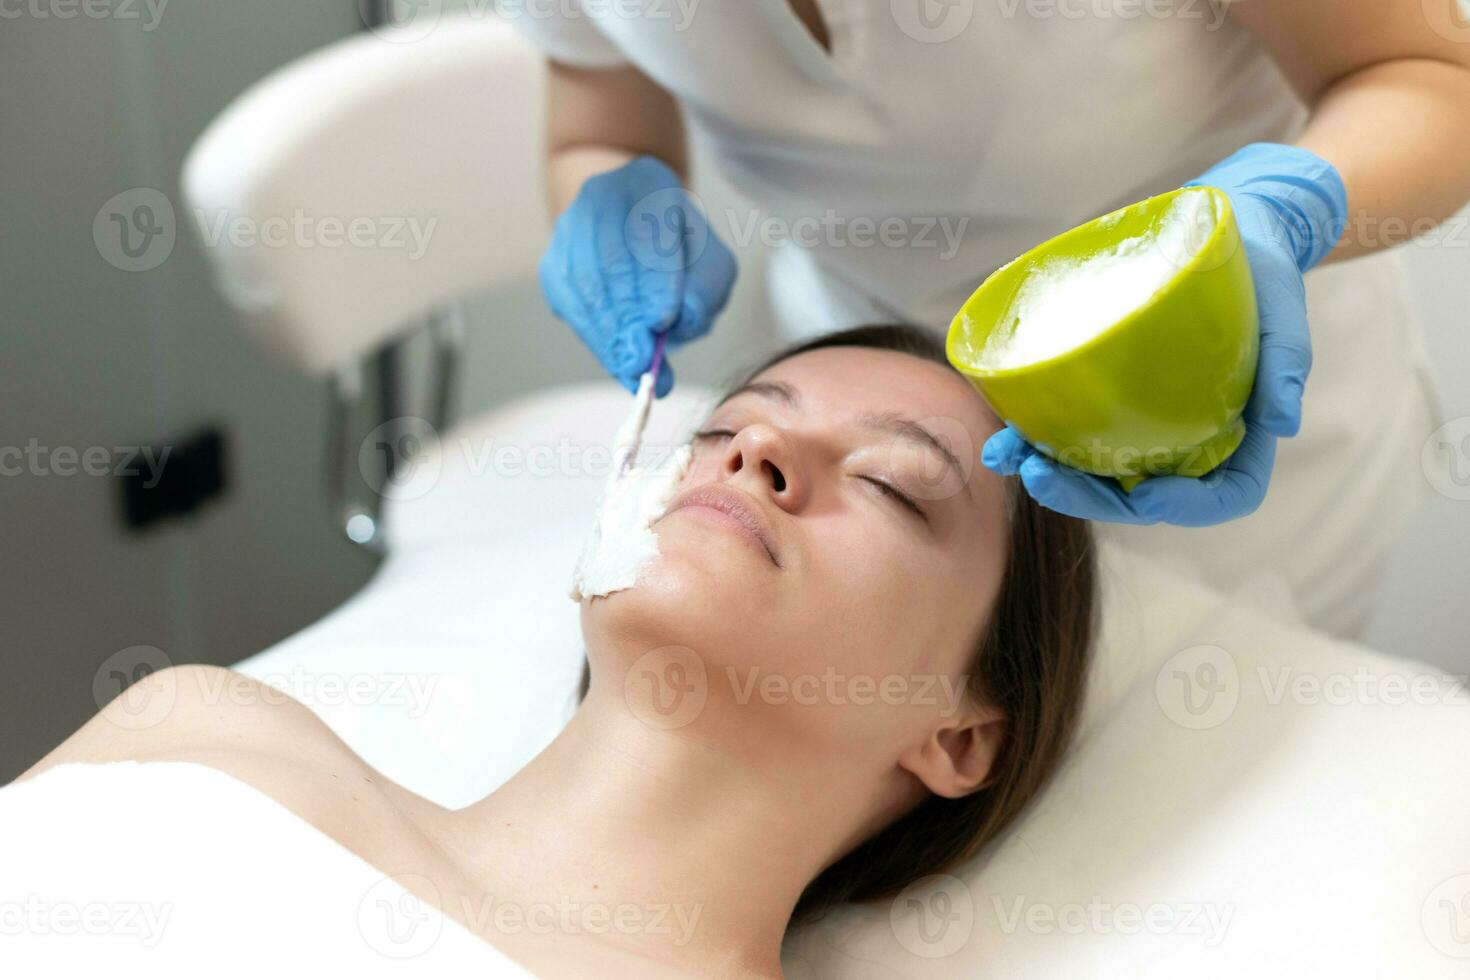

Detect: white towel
0,760,536,978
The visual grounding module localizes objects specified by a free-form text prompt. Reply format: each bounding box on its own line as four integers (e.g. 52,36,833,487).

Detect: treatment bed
140,14,1470,975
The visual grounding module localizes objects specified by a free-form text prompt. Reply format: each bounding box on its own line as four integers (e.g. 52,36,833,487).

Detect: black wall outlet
119,426,228,531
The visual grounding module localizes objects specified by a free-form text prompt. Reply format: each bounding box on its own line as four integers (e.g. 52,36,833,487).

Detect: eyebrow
715,380,970,494
715,380,799,410
859,412,969,493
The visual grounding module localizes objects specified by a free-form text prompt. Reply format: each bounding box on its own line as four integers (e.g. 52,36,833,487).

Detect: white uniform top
511,0,1443,638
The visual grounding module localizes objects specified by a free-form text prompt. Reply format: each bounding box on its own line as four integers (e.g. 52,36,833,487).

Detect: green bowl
947,186,1258,492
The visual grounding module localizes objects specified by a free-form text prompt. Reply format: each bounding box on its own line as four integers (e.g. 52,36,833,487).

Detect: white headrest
181,16,549,375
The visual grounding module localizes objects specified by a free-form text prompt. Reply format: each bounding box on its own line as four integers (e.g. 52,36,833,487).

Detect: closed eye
859,475,927,522
696,428,927,522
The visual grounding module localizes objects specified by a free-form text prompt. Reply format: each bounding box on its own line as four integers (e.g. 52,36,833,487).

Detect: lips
662,483,782,567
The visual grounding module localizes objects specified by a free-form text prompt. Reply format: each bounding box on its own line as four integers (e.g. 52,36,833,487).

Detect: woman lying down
11,325,1097,978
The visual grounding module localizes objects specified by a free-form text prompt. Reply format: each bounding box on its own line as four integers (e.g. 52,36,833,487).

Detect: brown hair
581,324,1097,924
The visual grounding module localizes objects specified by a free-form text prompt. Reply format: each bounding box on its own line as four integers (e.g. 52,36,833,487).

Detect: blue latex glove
539,156,737,397
983,142,1348,526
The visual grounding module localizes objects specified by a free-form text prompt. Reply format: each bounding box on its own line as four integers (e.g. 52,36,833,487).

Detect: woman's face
582,345,1011,762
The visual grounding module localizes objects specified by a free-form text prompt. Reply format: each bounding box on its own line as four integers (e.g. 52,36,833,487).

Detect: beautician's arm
543,60,688,217
1231,0,1470,262
535,60,736,396
983,2,1470,525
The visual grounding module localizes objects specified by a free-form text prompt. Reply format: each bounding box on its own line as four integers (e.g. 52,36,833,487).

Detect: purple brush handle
648,331,668,383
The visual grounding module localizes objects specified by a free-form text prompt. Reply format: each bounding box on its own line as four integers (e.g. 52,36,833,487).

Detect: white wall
1362,210,1470,670
0,4,378,782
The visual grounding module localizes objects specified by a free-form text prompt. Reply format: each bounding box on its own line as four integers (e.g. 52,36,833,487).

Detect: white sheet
224,381,1470,975
0,760,536,977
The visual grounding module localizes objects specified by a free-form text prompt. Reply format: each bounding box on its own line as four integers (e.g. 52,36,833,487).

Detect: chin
577,531,775,675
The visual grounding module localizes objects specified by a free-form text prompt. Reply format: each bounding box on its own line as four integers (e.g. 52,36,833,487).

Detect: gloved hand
983,142,1348,526
539,156,737,397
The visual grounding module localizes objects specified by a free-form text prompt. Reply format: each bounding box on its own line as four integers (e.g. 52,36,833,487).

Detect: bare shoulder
15,665,427,828
16,664,469,912
22,665,344,774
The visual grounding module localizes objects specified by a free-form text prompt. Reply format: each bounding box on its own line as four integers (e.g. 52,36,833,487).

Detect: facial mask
569,375,693,601
980,188,1216,370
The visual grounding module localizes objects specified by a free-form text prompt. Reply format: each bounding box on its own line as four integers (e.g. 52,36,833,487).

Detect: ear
897,703,1006,799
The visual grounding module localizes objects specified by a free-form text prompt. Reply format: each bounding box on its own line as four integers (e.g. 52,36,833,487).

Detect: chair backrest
181,16,549,376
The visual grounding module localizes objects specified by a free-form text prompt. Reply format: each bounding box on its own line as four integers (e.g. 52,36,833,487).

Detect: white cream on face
569,375,693,601
980,188,1216,370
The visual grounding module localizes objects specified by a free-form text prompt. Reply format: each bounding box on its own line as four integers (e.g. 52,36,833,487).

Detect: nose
720,424,807,513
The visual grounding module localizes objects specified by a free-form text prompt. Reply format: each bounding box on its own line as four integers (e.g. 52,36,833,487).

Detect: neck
439,686,871,978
